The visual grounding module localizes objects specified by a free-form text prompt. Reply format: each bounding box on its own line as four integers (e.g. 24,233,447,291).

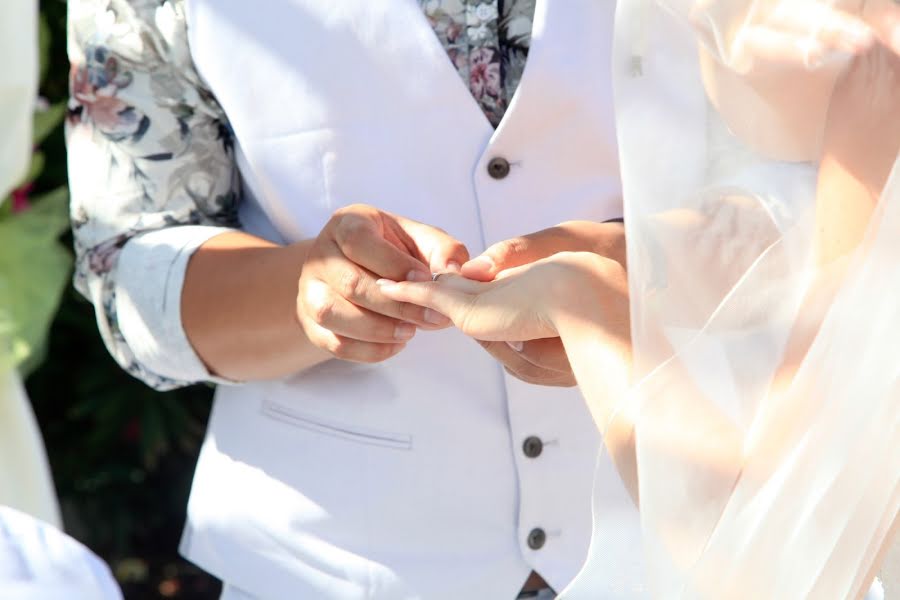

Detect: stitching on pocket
260,400,413,451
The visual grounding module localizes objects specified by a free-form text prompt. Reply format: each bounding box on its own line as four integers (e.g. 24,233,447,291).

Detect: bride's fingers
736,22,869,72
769,3,875,50
734,27,825,70
861,0,900,54
726,4,874,71
376,274,485,322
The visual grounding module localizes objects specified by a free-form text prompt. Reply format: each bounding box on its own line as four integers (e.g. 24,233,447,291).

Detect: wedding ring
432,273,443,282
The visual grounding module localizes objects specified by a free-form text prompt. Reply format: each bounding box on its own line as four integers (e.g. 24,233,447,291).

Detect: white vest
181,1,644,598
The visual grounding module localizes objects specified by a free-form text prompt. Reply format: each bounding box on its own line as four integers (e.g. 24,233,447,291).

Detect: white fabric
0,0,37,201
565,1,898,598
884,542,900,598
220,583,559,600
0,367,61,528
0,0,61,529
0,506,122,600
114,225,235,383
180,0,642,598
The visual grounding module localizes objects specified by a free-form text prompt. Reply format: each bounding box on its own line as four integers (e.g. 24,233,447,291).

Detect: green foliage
16,1,220,597
33,101,66,146
39,11,53,85
0,186,71,375
0,17,71,374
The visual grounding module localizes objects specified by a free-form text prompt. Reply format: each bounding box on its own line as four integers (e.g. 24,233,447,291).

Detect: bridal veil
566,1,899,597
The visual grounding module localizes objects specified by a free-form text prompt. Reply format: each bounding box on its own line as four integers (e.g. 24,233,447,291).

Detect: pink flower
70,64,129,130
468,48,501,100
122,418,141,443
446,22,462,43
11,183,32,213
69,57,147,141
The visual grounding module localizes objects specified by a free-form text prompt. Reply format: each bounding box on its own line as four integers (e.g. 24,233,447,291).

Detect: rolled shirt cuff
113,225,237,385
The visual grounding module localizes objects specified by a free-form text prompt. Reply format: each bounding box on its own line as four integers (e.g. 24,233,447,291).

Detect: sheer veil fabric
564,0,899,598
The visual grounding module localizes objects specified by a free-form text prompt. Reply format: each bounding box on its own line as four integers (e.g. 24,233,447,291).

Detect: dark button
487,157,511,180
527,528,547,550
522,436,543,459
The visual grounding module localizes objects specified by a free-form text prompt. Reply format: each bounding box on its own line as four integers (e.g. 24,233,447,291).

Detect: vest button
487,157,511,179
527,528,547,550
522,436,543,458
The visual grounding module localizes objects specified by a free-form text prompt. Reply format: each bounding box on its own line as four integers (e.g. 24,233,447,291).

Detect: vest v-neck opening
409,0,545,136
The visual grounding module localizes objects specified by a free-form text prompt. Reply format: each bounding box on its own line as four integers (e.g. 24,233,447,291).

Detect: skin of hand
458,220,626,388
182,205,468,380
695,0,900,161
377,251,628,360
295,204,469,363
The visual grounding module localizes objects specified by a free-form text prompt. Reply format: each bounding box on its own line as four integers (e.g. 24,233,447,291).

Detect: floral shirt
67,0,535,390
424,0,534,126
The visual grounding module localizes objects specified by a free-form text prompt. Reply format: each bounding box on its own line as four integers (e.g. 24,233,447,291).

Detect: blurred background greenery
12,1,221,597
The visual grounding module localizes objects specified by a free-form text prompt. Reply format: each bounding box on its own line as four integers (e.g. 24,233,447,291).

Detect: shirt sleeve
66,0,241,390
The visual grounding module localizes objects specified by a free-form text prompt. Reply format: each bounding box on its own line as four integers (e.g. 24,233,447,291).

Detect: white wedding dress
564,1,899,598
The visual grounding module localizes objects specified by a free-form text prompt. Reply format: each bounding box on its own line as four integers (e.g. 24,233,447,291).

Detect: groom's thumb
461,226,587,282
460,236,538,281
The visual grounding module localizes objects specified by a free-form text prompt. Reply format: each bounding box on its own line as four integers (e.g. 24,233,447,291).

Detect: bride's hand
694,0,900,161
376,252,628,346
693,0,880,73
862,0,900,55
460,221,625,388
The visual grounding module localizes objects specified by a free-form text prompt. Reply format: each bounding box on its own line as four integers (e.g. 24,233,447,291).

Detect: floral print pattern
67,0,533,389
424,0,534,126
68,0,240,390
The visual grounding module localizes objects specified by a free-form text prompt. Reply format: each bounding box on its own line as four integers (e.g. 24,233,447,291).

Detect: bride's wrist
545,252,623,325
547,252,631,372
547,252,632,439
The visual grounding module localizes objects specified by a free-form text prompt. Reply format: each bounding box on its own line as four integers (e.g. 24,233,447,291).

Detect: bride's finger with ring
377,272,485,321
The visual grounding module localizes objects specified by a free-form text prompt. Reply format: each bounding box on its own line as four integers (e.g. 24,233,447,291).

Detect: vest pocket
260,399,412,450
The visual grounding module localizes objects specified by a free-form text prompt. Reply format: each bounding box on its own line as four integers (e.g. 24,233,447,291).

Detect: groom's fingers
462,221,626,282
517,337,574,373
478,340,577,388
461,228,575,282
461,224,595,282
393,215,471,273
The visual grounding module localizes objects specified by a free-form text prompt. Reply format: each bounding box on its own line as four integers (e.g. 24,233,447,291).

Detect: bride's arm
544,260,639,501
816,41,900,266
693,0,899,163
773,38,900,393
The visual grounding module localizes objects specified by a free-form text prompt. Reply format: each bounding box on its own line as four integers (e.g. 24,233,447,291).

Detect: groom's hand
297,204,469,363
461,220,626,387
